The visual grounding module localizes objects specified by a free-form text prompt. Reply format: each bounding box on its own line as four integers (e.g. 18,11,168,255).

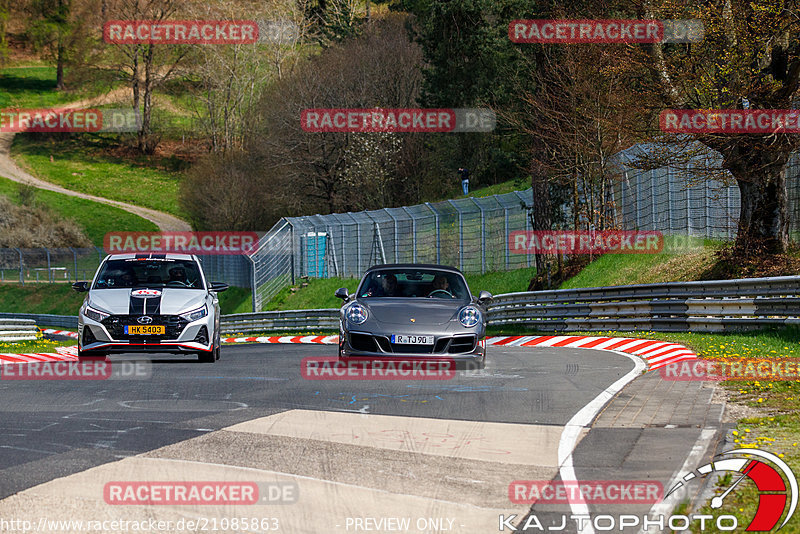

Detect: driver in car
429,274,455,297
169,266,190,287
367,274,398,296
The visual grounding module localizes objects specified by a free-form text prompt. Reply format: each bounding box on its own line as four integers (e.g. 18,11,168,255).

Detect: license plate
124,325,165,335
391,334,434,345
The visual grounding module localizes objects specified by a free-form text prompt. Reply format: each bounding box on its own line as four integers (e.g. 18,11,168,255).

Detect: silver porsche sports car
72,253,227,363
336,264,492,368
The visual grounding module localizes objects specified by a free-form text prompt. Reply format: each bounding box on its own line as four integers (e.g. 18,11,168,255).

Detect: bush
0,195,91,248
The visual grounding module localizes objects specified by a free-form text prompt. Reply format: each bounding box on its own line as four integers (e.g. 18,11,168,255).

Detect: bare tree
102,0,191,153
185,0,309,152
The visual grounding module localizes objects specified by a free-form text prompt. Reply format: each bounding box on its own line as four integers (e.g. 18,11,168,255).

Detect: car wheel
213,333,221,361
198,348,215,363
77,348,103,361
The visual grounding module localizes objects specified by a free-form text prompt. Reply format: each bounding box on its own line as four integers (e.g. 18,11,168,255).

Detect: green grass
0,175,158,246
559,237,722,289
219,287,253,315
264,267,535,310
266,277,360,311
0,283,84,315
691,416,800,533
0,336,76,353
0,282,252,316
11,134,186,218
456,177,529,199
0,66,111,109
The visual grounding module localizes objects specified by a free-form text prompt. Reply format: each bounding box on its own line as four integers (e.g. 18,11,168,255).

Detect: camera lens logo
666,448,797,531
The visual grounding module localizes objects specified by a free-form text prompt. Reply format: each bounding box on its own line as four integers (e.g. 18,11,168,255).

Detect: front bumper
339,329,486,363
78,313,214,355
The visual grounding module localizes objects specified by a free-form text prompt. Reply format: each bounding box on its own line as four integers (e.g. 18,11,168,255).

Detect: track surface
0,344,721,533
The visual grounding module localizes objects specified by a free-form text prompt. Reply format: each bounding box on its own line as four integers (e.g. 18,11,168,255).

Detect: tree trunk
530,159,552,287
56,42,65,90
138,44,155,154
712,140,792,254
734,170,789,254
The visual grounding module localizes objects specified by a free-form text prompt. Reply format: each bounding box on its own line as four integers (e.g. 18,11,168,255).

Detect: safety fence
612,142,800,239
249,190,535,311
13,275,800,335
0,247,252,288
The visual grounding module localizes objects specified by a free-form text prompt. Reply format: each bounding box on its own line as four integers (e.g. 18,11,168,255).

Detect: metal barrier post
401,206,416,263
425,202,440,264
504,209,509,270
69,247,77,281
471,198,487,273
15,248,23,285
45,248,52,283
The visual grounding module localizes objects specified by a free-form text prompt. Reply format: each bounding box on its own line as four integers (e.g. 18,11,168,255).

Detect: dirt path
0,88,191,232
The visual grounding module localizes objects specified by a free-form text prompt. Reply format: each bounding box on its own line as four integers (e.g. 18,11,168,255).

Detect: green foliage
0,175,158,246
11,134,186,218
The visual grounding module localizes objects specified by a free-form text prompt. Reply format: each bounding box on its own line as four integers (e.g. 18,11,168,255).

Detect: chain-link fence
0,247,252,288
250,190,535,311
251,142,800,312
612,143,800,239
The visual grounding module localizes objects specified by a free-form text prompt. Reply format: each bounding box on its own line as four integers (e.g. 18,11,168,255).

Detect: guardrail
221,309,338,334
4,275,800,336
0,318,38,341
487,275,800,332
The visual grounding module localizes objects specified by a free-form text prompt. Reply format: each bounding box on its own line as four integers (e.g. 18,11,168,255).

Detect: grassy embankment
0,283,252,318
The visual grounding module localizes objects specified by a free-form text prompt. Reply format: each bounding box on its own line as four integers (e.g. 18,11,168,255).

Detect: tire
198,348,215,363
213,333,221,361
77,348,104,361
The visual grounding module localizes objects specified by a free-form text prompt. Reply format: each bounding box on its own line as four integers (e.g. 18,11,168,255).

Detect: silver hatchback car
73,253,227,363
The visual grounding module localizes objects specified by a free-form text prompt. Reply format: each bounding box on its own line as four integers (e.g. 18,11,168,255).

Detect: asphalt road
0,344,721,533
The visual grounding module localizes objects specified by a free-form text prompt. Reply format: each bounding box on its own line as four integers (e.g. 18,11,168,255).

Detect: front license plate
391,334,434,345
124,325,165,335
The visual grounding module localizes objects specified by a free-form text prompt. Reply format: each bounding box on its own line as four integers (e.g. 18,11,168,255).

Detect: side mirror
72,281,89,292
477,290,493,305
335,287,350,301
210,282,229,292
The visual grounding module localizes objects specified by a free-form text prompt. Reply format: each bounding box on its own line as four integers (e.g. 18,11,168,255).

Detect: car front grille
448,335,477,353
101,315,189,341
348,333,477,354
349,333,378,352
391,343,434,354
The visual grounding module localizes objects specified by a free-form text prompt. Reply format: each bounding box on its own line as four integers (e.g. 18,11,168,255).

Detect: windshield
93,259,204,289
358,269,469,300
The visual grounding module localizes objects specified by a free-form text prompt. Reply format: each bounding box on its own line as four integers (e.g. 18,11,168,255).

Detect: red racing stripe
552,336,588,347
579,337,613,348
494,335,523,346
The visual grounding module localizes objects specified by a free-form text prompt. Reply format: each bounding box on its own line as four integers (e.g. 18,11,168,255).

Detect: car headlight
180,305,208,322
346,303,368,325
459,306,481,327
84,306,109,322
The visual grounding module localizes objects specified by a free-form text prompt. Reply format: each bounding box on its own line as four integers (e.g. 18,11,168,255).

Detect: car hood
359,298,468,326
89,288,206,315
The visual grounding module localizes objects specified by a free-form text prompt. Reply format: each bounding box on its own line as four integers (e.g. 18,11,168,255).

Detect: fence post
425,202,440,264
384,209,399,263
69,247,77,281
45,248,52,283
15,248,23,285
356,217,362,274
248,253,257,312
447,200,463,271
471,197,486,273
401,206,416,263
504,209,509,270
